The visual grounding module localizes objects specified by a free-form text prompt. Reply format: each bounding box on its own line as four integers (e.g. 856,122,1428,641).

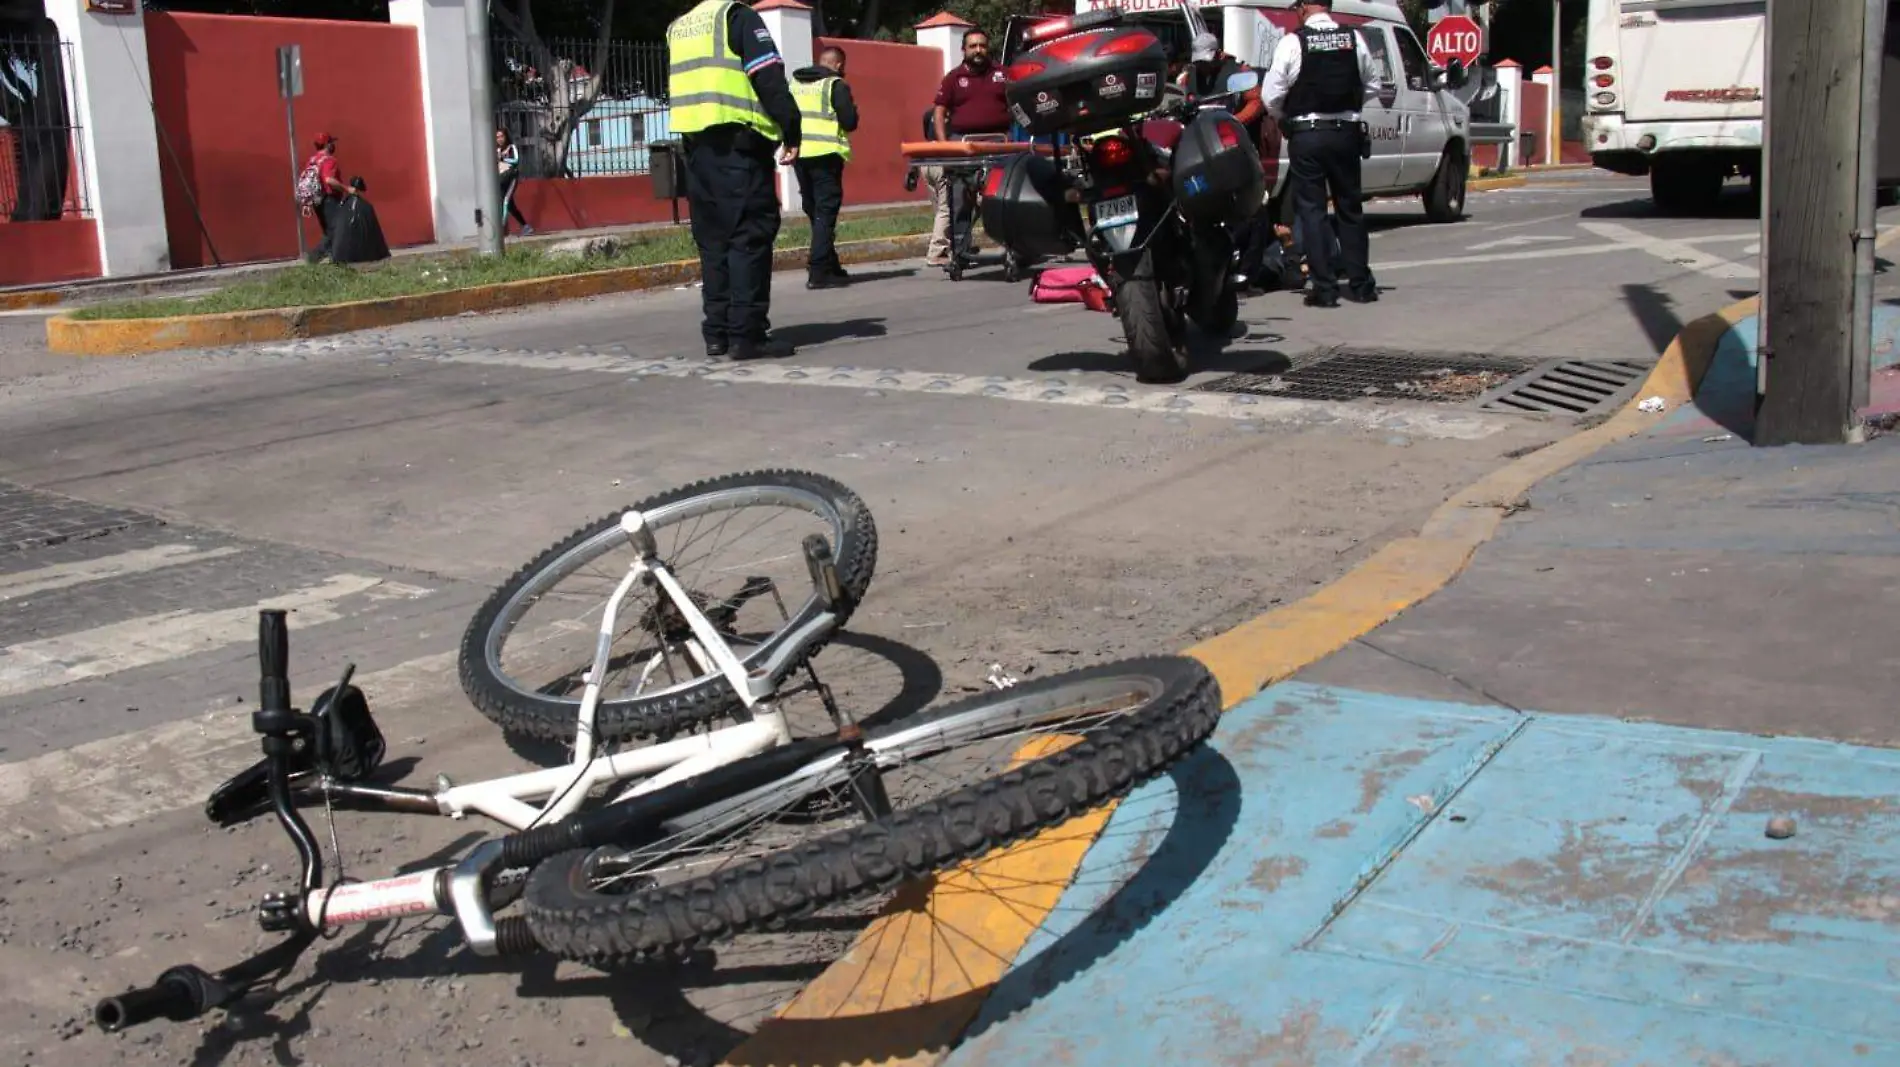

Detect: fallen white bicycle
91,468,1221,1033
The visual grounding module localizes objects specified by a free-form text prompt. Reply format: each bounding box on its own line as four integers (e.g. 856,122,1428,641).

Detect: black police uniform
684,5,803,358
1283,24,1374,306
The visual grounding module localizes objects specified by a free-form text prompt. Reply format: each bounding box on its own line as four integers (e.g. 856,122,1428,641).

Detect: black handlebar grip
93,974,201,1032
259,609,291,714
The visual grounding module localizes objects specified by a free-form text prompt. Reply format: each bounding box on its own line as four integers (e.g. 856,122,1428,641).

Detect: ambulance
1048,0,1481,223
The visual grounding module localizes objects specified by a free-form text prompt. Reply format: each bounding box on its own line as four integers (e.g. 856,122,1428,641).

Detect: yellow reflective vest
665,0,780,140
791,75,851,161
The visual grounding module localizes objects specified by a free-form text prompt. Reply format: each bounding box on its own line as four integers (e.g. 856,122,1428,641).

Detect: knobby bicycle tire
519,655,1221,964
457,469,878,743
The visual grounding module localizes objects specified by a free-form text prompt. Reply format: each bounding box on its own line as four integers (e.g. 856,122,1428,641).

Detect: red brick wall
144,12,433,268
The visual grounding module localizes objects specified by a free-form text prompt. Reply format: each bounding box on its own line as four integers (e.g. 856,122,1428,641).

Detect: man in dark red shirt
930,28,1010,268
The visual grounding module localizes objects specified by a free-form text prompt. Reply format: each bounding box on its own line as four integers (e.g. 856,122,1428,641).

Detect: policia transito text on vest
792,51,858,289
1261,0,1386,308
666,0,804,359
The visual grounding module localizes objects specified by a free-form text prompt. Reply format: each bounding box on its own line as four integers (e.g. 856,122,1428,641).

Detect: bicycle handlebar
258,608,290,716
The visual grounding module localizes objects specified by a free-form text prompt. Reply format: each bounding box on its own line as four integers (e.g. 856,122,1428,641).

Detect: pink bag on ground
1030,265,1105,305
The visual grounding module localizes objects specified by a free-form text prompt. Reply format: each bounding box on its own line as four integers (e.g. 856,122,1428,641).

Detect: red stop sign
1426,15,1484,67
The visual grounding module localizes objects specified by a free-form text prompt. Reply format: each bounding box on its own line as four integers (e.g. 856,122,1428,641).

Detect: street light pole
466,0,505,256
1549,0,1560,166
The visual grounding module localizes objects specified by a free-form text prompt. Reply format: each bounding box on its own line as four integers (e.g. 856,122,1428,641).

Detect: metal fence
493,36,672,179
0,33,90,221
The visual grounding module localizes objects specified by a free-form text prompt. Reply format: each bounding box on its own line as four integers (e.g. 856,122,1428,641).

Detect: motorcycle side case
1170,108,1267,229
1005,28,1170,137
980,152,1082,259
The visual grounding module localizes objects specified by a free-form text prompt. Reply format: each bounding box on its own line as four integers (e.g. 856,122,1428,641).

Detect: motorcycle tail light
1092,136,1135,170
983,165,1006,198
1098,33,1153,56
1215,121,1241,149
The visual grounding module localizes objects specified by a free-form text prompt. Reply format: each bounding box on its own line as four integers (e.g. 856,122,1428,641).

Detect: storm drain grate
1191,351,1536,405
1477,359,1653,417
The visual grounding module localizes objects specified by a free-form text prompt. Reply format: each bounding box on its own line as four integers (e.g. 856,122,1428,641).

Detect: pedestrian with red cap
294,132,351,263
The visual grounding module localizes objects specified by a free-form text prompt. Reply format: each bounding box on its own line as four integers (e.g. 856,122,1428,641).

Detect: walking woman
496,127,534,236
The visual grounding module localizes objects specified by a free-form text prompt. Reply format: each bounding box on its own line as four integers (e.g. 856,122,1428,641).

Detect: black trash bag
325,178,391,265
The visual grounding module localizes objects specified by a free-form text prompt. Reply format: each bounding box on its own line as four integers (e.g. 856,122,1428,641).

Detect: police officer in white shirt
1260,0,1385,307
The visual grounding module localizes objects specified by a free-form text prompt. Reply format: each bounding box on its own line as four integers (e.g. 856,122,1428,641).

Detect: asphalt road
0,169,1849,1067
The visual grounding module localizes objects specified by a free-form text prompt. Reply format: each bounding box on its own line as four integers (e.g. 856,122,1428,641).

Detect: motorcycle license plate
1090,195,1139,253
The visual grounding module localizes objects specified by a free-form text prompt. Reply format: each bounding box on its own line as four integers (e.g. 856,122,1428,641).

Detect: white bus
1580,0,1765,213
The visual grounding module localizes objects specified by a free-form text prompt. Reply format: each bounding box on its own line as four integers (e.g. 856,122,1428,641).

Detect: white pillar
43,0,168,276
1495,59,1522,171
390,0,478,244
915,12,973,77
1222,5,1255,69
1532,64,1555,165
755,0,814,214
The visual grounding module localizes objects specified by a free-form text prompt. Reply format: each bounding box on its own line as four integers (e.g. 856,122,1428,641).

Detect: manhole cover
1192,351,1535,405
1477,359,1652,417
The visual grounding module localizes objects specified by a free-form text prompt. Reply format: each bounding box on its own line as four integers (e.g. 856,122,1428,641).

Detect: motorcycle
983,7,1266,383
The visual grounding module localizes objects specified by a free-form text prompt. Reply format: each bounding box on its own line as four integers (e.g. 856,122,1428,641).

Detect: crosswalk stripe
0,543,243,602
0,573,433,701
356,346,1521,441
0,651,459,847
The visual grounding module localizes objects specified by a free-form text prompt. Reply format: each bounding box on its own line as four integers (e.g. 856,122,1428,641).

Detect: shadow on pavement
774,316,888,349
831,268,916,285
1579,184,1760,220
1027,346,1290,377
1620,282,1687,358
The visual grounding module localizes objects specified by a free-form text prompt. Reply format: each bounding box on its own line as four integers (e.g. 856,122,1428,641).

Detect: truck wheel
1423,147,1468,223
1651,158,1724,216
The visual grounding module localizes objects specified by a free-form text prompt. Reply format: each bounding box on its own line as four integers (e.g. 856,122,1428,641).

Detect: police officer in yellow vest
790,45,859,289
666,0,803,360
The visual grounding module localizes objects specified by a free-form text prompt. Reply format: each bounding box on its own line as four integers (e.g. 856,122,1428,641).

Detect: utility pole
1549,0,1560,166
1757,0,1883,444
467,0,505,256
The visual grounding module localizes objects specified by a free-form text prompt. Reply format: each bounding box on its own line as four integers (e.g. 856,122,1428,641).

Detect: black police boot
1345,280,1380,304
705,339,730,360
1304,289,1340,309
733,335,794,361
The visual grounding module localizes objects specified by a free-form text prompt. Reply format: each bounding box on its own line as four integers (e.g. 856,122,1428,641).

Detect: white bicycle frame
289,507,838,940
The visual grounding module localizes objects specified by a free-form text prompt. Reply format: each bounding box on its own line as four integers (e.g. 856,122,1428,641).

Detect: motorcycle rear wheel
1118,248,1189,384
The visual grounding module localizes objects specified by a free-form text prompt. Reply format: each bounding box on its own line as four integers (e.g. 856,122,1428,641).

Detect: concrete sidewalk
934,304,1900,1065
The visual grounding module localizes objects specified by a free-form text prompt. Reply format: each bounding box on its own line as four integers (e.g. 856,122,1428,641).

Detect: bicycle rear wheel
520,655,1221,964
458,469,878,743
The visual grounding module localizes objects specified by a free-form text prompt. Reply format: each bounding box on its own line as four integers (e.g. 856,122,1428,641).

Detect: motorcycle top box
1170,108,1266,229
980,151,1082,260
1004,24,1170,137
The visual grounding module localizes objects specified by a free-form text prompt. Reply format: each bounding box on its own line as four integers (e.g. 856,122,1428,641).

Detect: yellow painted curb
1468,174,1528,193
719,294,1761,1067
0,289,62,312
45,234,932,357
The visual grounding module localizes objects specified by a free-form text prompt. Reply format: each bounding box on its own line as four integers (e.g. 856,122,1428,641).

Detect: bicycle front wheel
458,469,877,743
520,654,1221,964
